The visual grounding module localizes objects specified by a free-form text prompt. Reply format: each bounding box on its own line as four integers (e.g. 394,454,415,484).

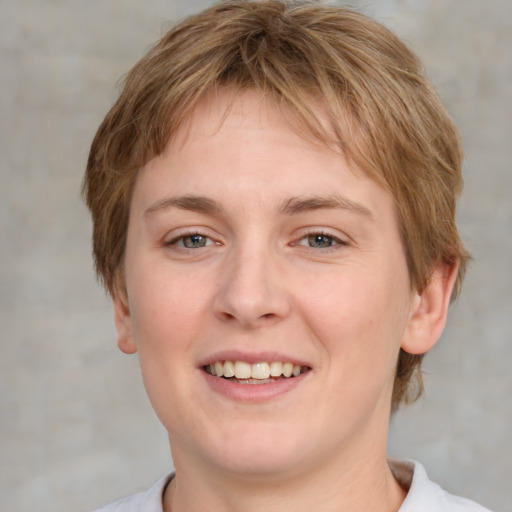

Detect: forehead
171,88,342,158
143,89,353,192
132,89,397,226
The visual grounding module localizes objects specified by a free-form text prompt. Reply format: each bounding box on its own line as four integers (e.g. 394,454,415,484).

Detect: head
83,0,468,410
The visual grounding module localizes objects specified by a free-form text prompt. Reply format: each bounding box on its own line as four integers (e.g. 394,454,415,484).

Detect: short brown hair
83,0,469,408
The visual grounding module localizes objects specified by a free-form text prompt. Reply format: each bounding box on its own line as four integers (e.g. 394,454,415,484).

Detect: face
115,90,429,479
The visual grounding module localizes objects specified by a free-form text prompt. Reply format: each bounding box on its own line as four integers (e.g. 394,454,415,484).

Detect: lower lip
202,371,309,402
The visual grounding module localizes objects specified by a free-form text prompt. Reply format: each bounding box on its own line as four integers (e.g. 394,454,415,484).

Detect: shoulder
390,459,494,512
91,475,172,512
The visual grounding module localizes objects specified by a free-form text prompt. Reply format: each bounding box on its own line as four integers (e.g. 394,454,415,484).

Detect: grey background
1,1,510,511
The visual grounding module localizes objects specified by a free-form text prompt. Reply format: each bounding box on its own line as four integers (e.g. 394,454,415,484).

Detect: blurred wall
1,1,510,510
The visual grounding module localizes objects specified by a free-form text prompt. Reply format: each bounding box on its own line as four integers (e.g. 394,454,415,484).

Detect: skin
114,90,457,512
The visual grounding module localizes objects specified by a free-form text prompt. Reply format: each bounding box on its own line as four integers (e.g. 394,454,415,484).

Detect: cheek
128,259,212,335
297,265,410,364
126,275,207,426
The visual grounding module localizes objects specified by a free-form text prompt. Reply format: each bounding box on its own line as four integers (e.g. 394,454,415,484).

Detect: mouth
203,360,310,384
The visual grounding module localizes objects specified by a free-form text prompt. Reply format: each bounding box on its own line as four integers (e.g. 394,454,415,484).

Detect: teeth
234,361,251,379
270,361,282,377
251,362,270,379
207,360,307,380
282,362,293,377
214,361,224,377
223,361,235,377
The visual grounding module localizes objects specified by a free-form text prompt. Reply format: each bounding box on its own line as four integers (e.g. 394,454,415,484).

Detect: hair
83,0,469,409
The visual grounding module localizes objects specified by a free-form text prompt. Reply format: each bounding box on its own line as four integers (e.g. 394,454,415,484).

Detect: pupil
184,235,205,248
309,234,331,248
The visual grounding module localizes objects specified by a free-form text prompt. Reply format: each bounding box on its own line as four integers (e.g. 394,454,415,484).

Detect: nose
213,247,291,329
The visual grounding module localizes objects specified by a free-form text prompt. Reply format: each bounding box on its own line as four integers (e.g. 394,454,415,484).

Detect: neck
163,448,406,512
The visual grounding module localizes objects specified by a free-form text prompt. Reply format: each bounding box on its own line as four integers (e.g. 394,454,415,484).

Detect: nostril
213,275,291,327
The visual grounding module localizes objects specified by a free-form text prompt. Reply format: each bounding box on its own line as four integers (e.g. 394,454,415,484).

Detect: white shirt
391,460,492,512
92,460,493,512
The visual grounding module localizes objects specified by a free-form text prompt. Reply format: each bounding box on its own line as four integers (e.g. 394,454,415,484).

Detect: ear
113,292,138,355
401,262,459,355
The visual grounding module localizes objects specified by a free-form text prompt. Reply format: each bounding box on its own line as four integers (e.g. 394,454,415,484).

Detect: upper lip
198,350,311,368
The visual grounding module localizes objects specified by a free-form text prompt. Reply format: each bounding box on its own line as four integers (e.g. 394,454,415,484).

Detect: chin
214,450,305,479
198,422,312,478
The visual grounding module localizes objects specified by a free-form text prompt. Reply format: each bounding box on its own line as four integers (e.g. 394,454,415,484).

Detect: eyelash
294,230,348,251
165,231,216,250
164,230,348,253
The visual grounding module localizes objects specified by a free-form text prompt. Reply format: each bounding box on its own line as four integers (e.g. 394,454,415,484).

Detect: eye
296,232,346,249
168,233,214,249
307,234,336,248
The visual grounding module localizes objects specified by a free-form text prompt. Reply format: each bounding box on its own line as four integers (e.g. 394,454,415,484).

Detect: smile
204,361,310,382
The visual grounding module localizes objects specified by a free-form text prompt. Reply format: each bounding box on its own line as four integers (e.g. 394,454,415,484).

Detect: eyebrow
279,195,373,219
144,193,373,219
144,195,224,217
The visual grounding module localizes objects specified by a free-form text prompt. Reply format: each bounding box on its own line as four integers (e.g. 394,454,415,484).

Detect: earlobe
401,263,459,355
113,293,138,354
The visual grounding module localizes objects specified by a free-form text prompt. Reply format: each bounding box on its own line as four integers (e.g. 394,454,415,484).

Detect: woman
83,1,490,510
